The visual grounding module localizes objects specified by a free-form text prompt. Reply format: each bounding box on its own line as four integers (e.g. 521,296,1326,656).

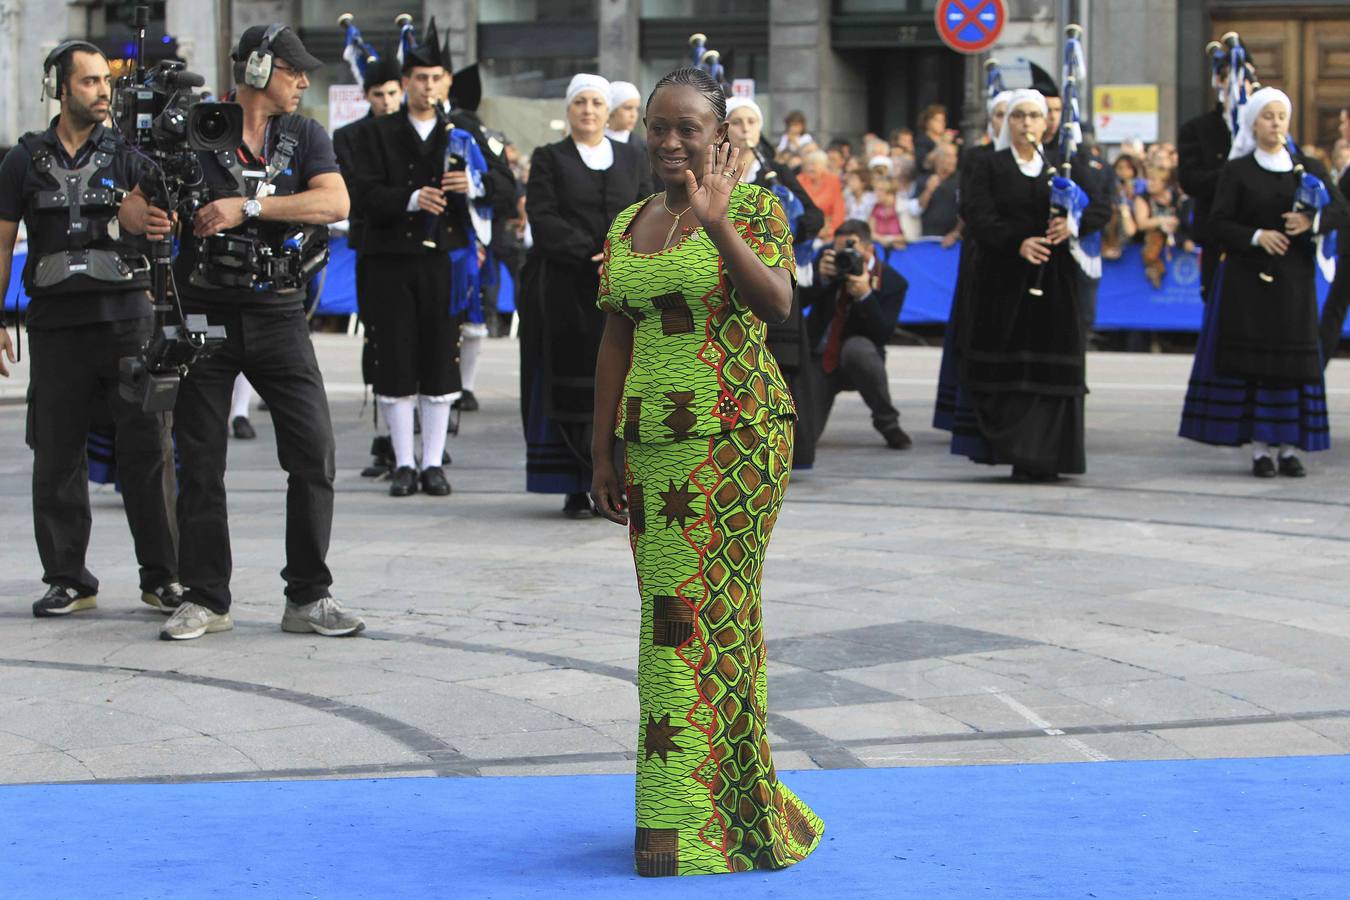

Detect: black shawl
519,137,651,424
1208,153,1350,380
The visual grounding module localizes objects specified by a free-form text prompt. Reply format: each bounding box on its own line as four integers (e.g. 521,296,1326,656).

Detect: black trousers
174,305,335,613
27,317,176,595
800,335,901,443
361,254,460,397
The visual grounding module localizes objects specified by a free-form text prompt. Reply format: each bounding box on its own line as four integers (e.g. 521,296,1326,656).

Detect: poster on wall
329,84,369,132
1093,84,1159,143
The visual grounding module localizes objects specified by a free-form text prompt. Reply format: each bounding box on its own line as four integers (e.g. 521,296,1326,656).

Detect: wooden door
1210,14,1350,148
1302,21,1350,148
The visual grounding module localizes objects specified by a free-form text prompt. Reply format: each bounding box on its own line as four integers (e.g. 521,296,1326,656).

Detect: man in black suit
332,56,402,478
800,219,910,450
1178,48,1238,303
338,19,514,497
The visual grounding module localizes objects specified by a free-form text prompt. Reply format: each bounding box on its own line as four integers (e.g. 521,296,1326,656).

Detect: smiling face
726,106,762,150
62,50,112,128
644,83,727,189
568,89,608,141
1253,99,1290,151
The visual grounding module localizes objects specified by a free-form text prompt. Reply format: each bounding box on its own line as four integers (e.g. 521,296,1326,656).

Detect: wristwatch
242,198,263,219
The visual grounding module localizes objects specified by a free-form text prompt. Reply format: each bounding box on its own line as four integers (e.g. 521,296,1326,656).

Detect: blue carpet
1,756,1346,898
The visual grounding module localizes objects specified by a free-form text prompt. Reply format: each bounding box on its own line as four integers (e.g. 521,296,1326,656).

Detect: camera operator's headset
241,24,290,90
41,40,101,101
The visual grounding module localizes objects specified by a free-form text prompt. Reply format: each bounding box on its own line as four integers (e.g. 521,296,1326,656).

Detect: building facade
1,1,1348,154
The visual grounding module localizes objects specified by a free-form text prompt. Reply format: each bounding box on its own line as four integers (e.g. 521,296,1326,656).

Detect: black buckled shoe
361,436,395,478
231,416,257,440
1278,454,1306,478
389,466,419,497
880,426,913,450
563,492,595,519
452,390,479,412
420,466,452,496
1252,455,1277,478
33,584,97,618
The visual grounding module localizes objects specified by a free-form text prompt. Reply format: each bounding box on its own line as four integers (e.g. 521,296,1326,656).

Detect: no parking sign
935,0,1006,54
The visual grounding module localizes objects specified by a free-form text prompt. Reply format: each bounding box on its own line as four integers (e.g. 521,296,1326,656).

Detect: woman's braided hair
647,67,727,122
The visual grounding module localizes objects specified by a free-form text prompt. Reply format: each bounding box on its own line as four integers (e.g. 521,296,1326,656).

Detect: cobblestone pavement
2,336,1350,784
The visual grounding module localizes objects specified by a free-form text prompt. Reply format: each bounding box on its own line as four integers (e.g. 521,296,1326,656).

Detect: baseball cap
233,25,323,74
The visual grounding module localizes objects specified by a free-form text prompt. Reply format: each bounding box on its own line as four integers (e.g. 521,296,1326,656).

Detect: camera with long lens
834,238,866,278
113,5,237,412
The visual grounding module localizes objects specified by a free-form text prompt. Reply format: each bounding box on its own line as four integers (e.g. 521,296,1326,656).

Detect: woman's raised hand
685,142,742,228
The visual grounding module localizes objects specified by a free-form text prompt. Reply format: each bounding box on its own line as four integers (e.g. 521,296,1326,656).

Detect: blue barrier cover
2,238,1330,332
883,239,1336,332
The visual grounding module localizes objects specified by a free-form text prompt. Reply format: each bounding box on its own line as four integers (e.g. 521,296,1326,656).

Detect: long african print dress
598,182,824,877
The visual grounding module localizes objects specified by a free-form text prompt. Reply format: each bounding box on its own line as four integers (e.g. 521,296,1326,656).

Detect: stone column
425,0,477,67
768,0,827,140
166,0,226,97
597,0,639,84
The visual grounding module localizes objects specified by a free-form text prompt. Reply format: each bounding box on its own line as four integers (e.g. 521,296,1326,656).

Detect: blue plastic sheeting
1,756,1346,898
1,237,519,319
3,239,1337,332
885,240,1337,333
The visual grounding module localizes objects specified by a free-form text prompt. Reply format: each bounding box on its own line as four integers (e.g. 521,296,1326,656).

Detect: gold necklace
661,193,692,248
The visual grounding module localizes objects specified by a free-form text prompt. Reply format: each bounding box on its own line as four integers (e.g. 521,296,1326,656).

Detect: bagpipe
337,13,381,85
1030,24,1094,296
688,33,727,89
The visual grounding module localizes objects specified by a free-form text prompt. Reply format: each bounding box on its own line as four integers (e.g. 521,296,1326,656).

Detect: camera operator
120,24,363,641
0,41,180,618
801,219,911,450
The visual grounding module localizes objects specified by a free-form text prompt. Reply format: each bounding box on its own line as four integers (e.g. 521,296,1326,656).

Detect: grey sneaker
141,581,184,615
159,601,234,641
281,596,366,637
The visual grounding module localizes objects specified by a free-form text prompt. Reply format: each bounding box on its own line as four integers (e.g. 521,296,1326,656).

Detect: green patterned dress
597,182,825,876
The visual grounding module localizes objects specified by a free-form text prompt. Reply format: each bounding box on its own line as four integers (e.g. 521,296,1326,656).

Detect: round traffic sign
935,0,1006,54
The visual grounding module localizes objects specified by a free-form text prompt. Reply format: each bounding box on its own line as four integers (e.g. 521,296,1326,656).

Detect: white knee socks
230,374,254,421
379,395,417,469
418,395,452,470
460,323,487,393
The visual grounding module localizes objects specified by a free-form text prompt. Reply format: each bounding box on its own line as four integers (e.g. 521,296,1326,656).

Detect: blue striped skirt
1179,265,1330,451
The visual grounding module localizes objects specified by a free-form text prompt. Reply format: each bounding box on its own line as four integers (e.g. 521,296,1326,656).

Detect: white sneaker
159,601,234,641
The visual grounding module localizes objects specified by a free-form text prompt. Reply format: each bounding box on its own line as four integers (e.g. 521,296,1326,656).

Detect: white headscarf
725,96,764,125
1229,86,1293,166
995,89,1048,153
566,73,611,108
608,80,640,109
986,90,1013,141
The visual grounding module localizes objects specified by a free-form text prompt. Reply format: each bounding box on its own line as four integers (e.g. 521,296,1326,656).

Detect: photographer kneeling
801,219,911,450
121,24,363,641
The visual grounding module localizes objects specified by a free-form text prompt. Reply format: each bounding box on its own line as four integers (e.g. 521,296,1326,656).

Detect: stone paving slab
2,338,1350,783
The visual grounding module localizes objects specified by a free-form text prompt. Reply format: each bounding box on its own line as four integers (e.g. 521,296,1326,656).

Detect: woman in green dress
591,67,824,878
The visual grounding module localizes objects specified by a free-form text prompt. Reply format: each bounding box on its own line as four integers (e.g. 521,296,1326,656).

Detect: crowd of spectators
768,104,1350,291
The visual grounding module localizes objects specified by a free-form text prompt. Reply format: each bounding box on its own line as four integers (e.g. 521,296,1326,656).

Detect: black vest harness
19,130,150,296
190,115,328,295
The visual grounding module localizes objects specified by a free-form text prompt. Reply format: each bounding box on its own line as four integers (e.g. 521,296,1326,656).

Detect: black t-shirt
0,122,151,330
171,115,339,312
